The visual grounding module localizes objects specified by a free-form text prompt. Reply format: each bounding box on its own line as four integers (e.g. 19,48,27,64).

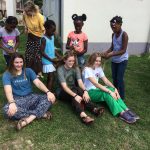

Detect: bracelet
46,90,50,94
83,89,87,92
74,94,78,98
9,101,15,104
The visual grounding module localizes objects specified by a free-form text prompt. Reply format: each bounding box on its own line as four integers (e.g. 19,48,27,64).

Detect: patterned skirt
25,39,42,74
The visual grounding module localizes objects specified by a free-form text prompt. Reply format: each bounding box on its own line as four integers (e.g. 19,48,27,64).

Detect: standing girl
57,51,104,125
66,14,88,69
41,20,56,91
23,1,45,76
102,16,128,100
0,16,20,66
82,52,139,124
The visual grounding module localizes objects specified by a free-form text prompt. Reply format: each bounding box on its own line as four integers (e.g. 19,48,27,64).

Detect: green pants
88,87,127,116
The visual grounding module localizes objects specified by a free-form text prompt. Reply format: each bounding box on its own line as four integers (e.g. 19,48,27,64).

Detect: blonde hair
86,52,105,69
24,1,39,15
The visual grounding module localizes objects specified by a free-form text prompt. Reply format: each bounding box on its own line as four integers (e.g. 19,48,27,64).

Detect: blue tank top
42,35,55,65
112,30,128,63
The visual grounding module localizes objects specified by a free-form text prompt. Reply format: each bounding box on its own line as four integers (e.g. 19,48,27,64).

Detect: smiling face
13,57,24,72
64,56,75,69
93,56,101,68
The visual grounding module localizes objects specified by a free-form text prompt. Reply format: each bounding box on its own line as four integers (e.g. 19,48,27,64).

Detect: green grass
0,34,150,150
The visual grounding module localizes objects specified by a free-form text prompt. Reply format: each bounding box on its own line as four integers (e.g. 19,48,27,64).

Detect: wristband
46,91,50,94
74,94,78,98
9,101,15,104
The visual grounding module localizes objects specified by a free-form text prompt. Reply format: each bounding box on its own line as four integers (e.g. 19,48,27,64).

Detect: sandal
93,107,105,117
16,118,28,131
43,111,52,120
81,116,94,125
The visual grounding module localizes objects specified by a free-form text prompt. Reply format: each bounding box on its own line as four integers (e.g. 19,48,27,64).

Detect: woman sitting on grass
57,51,104,125
82,52,139,124
2,53,55,130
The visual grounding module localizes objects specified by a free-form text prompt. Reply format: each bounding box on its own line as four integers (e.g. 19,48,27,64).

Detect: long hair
86,52,102,68
24,1,38,15
8,53,26,76
63,51,77,68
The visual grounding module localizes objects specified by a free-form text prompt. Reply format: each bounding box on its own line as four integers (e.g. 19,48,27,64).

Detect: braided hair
110,16,123,24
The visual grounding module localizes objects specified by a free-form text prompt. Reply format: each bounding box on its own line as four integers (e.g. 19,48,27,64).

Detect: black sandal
93,107,104,117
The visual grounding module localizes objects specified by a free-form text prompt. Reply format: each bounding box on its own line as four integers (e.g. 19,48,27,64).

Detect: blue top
41,35,55,65
112,30,128,63
2,68,37,96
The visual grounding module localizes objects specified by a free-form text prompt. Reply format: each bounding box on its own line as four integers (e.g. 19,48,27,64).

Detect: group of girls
1,1,139,130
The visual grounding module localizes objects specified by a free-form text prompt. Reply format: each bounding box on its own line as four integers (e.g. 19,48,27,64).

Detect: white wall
6,0,16,16
62,0,150,52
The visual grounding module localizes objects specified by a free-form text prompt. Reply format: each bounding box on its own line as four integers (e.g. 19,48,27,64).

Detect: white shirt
82,67,105,91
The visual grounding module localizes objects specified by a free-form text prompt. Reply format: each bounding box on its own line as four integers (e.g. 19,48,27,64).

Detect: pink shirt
68,31,88,52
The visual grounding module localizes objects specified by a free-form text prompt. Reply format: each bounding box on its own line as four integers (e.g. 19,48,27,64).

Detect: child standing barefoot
66,14,88,69
41,20,56,91
102,16,128,100
0,16,20,66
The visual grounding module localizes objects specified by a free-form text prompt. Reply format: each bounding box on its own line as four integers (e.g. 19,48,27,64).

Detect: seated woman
2,53,55,130
82,52,139,124
57,51,104,125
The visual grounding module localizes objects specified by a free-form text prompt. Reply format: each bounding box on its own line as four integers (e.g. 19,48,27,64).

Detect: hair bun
82,14,87,21
72,14,78,20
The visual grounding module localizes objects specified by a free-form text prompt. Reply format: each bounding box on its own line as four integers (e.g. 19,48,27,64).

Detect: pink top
68,31,88,52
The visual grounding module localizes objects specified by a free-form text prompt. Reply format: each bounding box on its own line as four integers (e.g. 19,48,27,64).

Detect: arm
101,76,120,99
0,38,15,54
22,13,28,34
106,32,128,58
33,78,55,104
60,82,83,103
40,38,54,62
101,34,114,57
13,36,20,52
66,37,75,51
78,79,90,102
3,85,17,116
88,76,117,100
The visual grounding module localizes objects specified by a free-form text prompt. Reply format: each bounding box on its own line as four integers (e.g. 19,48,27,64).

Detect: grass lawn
0,34,150,150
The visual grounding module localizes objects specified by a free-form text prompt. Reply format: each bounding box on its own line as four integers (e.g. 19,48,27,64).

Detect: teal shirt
41,35,55,65
2,68,37,96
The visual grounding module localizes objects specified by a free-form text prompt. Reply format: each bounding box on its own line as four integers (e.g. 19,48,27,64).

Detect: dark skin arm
66,38,74,50
13,36,20,51
0,37,15,54
40,37,54,62
41,38,62,63
105,32,128,58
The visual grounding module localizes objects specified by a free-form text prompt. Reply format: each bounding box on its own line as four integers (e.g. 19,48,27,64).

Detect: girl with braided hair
66,14,88,69
102,16,129,100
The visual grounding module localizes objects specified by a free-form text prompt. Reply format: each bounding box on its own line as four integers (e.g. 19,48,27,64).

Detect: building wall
62,0,150,54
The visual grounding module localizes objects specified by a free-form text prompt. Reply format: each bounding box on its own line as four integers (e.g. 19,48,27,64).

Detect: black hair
110,16,123,24
44,20,56,29
5,16,18,25
72,14,87,22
